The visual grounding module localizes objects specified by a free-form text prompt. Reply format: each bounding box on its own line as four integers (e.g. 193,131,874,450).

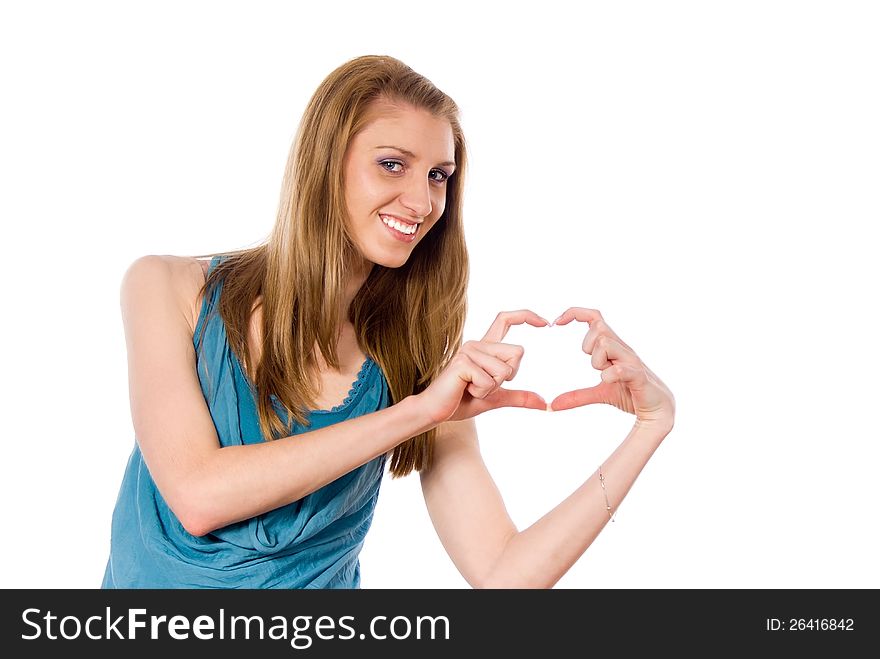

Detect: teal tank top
102,255,390,588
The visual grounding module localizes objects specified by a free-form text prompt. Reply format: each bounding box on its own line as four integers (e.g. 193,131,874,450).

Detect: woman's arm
420,417,670,588
121,260,546,538
122,255,436,537
420,306,676,588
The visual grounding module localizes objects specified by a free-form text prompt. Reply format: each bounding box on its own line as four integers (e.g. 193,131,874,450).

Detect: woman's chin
364,248,412,269
373,256,409,269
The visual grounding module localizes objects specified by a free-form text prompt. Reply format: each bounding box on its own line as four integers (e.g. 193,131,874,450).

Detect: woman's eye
380,160,449,183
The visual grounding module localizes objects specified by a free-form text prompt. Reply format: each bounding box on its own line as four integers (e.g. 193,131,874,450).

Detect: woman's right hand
414,310,550,425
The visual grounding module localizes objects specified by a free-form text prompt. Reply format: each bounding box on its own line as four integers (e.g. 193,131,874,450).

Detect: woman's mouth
379,214,419,243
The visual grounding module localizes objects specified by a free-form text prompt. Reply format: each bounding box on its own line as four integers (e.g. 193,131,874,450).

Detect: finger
464,340,524,368
555,307,634,352
482,309,551,343
591,335,641,371
463,342,526,382
483,387,547,411
456,354,498,399
582,318,636,355
465,347,517,386
601,364,648,390
552,307,603,327
549,386,607,411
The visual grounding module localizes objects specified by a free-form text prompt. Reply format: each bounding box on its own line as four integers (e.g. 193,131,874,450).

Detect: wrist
633,417,673,443
397,393,440,436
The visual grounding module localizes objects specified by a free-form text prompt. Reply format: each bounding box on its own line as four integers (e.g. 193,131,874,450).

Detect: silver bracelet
598,464,615,522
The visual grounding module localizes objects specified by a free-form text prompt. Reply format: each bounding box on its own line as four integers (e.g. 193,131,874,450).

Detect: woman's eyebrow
374,145,456,168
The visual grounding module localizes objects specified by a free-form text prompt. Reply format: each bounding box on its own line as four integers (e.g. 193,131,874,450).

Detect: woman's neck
338,257,374,322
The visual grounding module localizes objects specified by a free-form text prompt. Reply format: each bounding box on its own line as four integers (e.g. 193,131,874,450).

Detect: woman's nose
398,174,433,218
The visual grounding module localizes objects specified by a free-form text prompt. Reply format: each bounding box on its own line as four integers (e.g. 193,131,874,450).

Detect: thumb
484,387,547,412
549,386,607,411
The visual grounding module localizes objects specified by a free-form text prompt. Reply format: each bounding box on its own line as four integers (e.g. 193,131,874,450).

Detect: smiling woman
101,54,675,589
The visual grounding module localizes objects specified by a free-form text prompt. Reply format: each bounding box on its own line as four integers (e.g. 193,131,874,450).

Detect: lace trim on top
252,356,374,415
307,357,374,415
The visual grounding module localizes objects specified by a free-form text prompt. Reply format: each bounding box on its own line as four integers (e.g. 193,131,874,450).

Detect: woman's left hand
549,307,675,431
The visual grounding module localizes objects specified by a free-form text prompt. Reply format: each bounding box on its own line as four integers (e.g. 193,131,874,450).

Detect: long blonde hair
195,55,469,477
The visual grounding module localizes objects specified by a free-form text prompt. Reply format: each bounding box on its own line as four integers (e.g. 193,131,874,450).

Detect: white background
1,1,877,589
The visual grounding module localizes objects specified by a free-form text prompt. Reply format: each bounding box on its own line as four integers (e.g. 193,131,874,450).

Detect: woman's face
343,101,456,269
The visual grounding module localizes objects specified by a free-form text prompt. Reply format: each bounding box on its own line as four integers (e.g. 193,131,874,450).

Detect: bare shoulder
120,255,211,335
117,255,225,535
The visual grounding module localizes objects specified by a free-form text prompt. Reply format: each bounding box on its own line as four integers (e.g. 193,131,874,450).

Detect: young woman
102,54,675,589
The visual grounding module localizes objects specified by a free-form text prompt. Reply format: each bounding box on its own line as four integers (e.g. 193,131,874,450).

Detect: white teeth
380,215,417,235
